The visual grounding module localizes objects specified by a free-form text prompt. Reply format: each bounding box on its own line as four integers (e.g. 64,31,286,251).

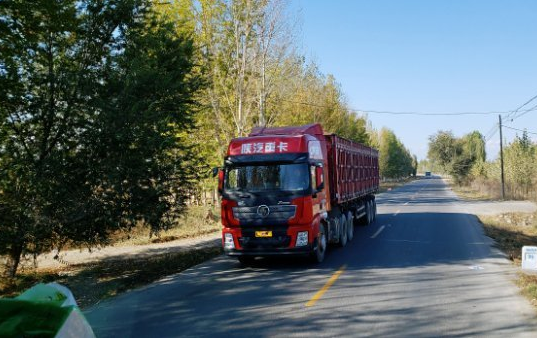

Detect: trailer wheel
338,214,348,247
353,209,361,227
372,200,377,223
311,223,327,263
346,211,354,242
359,202,369,226
367,200,373,224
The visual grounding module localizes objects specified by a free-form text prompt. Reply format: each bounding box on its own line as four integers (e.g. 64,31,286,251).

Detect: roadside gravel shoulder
36,231,221,270
442,177,537,215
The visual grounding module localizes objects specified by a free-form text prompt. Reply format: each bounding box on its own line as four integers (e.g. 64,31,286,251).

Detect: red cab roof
249,123,324,137
227,124,325,158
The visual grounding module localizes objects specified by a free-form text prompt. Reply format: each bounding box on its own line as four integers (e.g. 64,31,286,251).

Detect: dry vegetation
378,176,418,193
108,205,221,247
450,182,497,201
0,205,222,307
478,212,537,307
479,213,537,262
0,246,222,309
459,178,537,201
450,178,537,308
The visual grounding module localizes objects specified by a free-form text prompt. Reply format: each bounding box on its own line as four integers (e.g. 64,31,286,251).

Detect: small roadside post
522,246,537,271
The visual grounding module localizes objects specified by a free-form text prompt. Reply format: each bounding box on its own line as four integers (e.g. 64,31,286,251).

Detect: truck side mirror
217,169,224,194
212,167,219,177
315,165,324,191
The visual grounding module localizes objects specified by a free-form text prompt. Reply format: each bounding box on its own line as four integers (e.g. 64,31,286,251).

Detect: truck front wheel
311,224,327,263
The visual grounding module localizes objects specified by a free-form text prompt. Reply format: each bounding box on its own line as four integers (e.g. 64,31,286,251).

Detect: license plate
255,231,272,238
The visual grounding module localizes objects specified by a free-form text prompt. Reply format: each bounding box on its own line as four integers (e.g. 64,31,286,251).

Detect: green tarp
0,283,95,337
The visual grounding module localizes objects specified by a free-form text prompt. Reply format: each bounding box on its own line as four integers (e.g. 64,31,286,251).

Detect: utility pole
499,114,505,199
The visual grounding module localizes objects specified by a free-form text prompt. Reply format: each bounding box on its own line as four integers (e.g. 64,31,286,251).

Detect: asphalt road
85,177,537,337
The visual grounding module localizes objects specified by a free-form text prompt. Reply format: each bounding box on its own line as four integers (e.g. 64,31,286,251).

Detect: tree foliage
0,0,203,277
1,0,416,277
427,130,486,184
502,131,536,197
374,128,415,179
155,0,370,156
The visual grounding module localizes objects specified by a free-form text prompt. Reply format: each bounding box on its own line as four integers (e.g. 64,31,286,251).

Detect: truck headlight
296,231,308,247
224,233,235,249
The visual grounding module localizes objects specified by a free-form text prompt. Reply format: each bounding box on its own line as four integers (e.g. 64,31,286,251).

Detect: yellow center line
305,264,347,307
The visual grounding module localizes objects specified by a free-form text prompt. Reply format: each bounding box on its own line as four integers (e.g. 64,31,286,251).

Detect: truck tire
372,200,377,223
311,224,327,263
359,202,370,226
338,214,348,247
346,211,354,242
367,200,373,224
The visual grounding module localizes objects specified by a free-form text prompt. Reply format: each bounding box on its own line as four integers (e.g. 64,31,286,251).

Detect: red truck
216,123,379,264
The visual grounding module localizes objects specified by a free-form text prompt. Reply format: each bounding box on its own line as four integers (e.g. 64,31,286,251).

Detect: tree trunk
4,243,23,279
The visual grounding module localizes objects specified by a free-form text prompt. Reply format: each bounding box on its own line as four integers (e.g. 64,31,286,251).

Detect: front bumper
224,245,313,257
222,224,317,257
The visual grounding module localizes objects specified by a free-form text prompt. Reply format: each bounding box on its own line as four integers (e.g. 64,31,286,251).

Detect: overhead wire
502,125,537,136
279,99,504,116
351,109,499,116
280,96,536,143
504,92,537,121
509,103,537,121
484,122,499,140
485,128,499,144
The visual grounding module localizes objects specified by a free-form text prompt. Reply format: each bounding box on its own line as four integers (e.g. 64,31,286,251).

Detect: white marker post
522,246,537,271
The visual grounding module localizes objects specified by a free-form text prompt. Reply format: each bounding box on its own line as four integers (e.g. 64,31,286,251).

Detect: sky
290,0,537,161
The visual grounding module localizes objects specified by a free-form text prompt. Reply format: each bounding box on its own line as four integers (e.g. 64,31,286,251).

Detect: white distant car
425,171,431,178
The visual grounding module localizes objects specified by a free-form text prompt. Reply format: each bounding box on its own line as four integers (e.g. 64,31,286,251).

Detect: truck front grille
232,205,296,222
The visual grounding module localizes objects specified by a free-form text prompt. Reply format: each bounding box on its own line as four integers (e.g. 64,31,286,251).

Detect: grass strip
1,246,222,309
518,273,537,307
378,177,417,193
450,183,495,201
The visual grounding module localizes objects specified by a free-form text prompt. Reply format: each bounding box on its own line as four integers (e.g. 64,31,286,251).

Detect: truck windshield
225,163,309,192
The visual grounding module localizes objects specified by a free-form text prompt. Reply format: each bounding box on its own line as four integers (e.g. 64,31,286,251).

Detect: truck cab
218,125,328,263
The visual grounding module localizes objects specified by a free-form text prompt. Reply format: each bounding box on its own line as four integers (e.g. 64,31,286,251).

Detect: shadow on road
85,208,530,337
84,176,537,337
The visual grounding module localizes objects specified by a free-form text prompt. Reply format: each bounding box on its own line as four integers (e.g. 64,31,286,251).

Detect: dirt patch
480,213,537,262
478,212,537,308
1,246,222,309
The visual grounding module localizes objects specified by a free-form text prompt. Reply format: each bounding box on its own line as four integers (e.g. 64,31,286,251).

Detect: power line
281,97,537,117
504,92,537,120
279,97,536,141
485,129,499,144
484,122,499,140
352,109,499,116
509,103,537,121
280,99,505,116
485,126,497,138
502,125,537,136
485,128,499,143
